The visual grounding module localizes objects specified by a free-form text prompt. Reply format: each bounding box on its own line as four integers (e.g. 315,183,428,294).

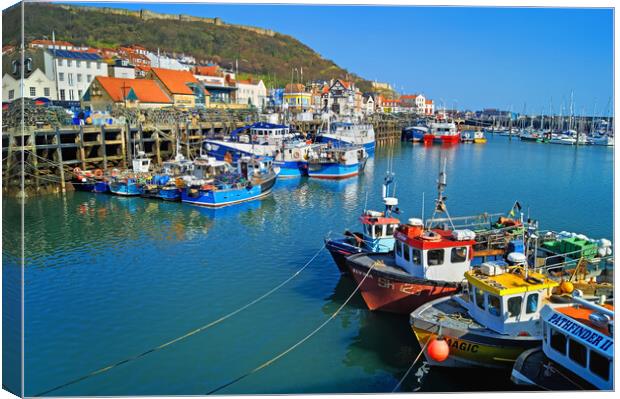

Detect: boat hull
308,162,359,179
346,256,460,314
109,181,142,196
181,173,277,207
316,135,375,154
324,237,366,274
423,134,460,145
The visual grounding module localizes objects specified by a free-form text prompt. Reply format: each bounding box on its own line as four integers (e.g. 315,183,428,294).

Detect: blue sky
74,2,613,114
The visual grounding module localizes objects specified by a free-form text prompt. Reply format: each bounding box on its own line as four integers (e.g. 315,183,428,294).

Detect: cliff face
2,2,371,90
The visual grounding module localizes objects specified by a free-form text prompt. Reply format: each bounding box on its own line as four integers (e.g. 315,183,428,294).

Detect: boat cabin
429,122,457,137
190,156,233,181
132,151,151,173
238,156,274,179
236,122,292,145
540,300,613,390
392,219,476,282
310,146,364,166
359,205,400,252
461,261,558,335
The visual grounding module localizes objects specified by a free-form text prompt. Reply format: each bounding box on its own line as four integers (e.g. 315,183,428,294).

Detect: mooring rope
34,242,327,397
205,261,375,395
391,331,433,392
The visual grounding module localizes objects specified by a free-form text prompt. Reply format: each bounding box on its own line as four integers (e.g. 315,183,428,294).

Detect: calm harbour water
3,135,613,395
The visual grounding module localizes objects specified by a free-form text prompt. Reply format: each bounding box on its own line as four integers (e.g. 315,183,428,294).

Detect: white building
108,59,136,79
146,51,189,71
43,49,108,102
236,79,267,110
2,49,57,102
363,94,375,115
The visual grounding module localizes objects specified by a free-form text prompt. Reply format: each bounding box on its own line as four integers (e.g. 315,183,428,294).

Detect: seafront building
82,76,173,109
2,38,438,116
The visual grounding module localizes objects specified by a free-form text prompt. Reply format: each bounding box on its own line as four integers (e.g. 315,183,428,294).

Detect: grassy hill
2,2,373,91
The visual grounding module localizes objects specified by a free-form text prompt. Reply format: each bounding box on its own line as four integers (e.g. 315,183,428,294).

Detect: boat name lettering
444,337,479,353
378,277,395,289
547,313,612,351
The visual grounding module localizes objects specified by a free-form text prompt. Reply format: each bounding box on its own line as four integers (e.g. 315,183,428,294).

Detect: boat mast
429,158,454,230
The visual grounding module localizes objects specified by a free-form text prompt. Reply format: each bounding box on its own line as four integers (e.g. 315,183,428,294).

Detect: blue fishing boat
108,153,151,197
325,172,401,273
204,122,313,177
307,145,367,179
181,156,279,207
402,126,428,143
140,156,195,201
71,167,109,193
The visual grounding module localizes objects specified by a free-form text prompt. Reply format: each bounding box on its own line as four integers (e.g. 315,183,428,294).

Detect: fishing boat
473,131,487,144
519,130,540,142
325,171,400,273
140,156,195,201
423,122,459,145
511,296,613,390
344,163,526,314
181,156,279,207
71,167,109,193
410,257,565,369
272,141,318,178
317,121,376,154
108,152,151,196
460,131,474,143
402,126,428,143
307,145,367,179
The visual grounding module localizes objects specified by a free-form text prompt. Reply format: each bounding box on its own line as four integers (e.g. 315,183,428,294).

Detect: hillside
2,2,373,91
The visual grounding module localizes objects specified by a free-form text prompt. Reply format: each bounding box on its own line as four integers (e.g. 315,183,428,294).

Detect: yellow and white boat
410,255,563,369
473,131,487,143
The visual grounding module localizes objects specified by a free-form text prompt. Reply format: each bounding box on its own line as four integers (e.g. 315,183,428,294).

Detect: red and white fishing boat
423,122,459,145
346,162,477,314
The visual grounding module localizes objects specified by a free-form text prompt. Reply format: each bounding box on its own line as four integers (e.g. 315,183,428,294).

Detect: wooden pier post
101,125,108,173
55,127,66,193
78,125,86,171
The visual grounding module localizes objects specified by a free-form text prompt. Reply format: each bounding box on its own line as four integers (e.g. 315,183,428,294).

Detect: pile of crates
542,237,597,259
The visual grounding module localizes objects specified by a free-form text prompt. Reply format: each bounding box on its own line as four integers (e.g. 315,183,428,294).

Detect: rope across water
34,242,327,397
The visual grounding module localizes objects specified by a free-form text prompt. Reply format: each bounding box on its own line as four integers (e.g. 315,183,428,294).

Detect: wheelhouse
392,219,476,282
540,302,613,390
462,263,558,335
359,210,399,252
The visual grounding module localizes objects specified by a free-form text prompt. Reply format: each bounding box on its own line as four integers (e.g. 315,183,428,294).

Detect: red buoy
427,337,449,362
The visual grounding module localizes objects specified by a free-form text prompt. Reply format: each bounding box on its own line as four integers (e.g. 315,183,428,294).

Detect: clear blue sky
75,2,613,114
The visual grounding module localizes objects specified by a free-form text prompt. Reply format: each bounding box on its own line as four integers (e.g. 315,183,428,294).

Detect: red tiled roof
426,99,433,104
31,39,74,47
285,83,306,93
95,76,172,104
400,95,419,99
194,65,220,77
150,67,208,95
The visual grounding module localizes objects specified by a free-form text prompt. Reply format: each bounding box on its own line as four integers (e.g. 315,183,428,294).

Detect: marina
1,2,615,397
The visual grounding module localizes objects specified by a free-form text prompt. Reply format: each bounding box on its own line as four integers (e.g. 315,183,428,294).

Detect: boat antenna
421,191,425,226
429,158,454,230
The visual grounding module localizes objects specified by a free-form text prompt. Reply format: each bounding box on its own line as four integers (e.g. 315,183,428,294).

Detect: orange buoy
560,281,574,294
427,337,449,362
518,331,531,337
94,169,104,178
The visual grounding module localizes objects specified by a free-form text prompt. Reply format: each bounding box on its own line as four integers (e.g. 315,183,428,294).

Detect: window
590,350,610,380
396,241,402,257
404,245,410,262
386,224,397,236
550,328,567,354
568,338,587,368
59,89,65,101
8,90,14,100
29,87,36,97
76,60,82,68
69,90,74,100
412,249,421,265
67,59,72,67
68,73,74,86
44,87,50,97
451,247,468,263
78,90,83,98
507,296,522,318
59,72,65,81
488,295,501,316
526,293,539,314
77,74,82,83
475,287,485,310
87,74,92,82
428,249,444,266
87,61,91,69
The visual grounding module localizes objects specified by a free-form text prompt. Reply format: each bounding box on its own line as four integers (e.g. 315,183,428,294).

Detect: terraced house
147,67,210,108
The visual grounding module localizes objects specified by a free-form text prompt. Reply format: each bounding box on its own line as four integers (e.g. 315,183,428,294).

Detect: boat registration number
378,277,422,295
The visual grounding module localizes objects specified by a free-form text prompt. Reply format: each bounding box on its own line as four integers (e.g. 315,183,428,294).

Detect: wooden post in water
55,127,66,193
78,125,86,171
101,125,108,173
29,127,40,192
154,129,162,165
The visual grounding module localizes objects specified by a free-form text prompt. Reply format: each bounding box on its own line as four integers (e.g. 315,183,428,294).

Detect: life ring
293,151,300,160
110,169,119,177
94,169,103,178
73,167,82,175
